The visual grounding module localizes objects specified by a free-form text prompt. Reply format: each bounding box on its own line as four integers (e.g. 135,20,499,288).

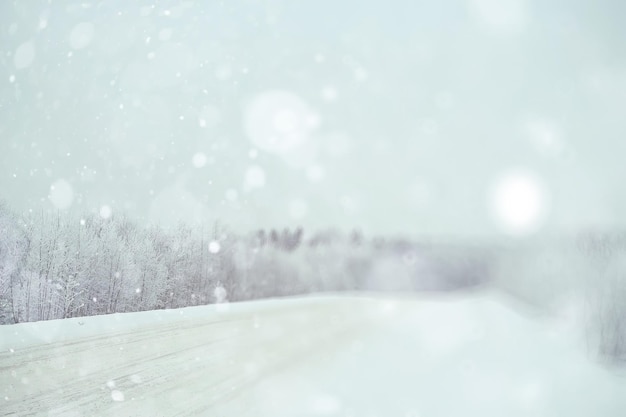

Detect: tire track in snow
0,298,374,416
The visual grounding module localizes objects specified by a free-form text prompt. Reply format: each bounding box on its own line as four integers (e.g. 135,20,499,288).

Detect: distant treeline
2,202,626,365
0,202,490,325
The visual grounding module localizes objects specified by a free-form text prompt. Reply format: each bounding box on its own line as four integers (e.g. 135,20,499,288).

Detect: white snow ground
1,292,625,416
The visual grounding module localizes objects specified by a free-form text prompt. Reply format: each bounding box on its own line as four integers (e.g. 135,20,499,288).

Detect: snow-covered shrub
579,233,626,364
0,203,30,324
490,232,626,365
490,237,590,311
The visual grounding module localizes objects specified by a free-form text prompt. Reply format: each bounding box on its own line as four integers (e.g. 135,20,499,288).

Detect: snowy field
2,292,626,416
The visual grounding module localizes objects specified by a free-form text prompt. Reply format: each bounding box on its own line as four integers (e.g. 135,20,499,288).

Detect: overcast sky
1,0,625,238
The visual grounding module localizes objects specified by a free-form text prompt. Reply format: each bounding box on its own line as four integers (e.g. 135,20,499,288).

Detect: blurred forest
0,201,491,323
1,202,626,364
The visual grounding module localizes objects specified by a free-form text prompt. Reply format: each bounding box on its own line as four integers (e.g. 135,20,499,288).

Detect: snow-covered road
1,293,625,416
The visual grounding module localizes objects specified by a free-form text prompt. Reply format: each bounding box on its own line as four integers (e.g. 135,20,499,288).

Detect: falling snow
244,91,319,155
99,205,113,219
490,171,548,235
213,285,227,302
48,179,74,210
14,41,35,69
244,165,266,189
208,240,221,254
468,0,528,33
1,1,625,415
192,152,207,168
111,390,125,402
69,22,95,49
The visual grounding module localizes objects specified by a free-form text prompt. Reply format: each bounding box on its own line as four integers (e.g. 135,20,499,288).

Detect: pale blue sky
1,0,625,237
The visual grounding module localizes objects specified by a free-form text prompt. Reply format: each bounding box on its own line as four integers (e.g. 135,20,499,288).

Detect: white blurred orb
111,390,124,402
48,179,74,210
69,22,95,49
14,41,35,69
245,165,266,189
321,86,338,101
468,0,527,33
489,171,548,235
208,240,221,254
99,205,113,219
273,108,299,133
311,394,342,414
306,165,325,182
244,91,319,154
158,28,173,42
192,152,207,168
213,285,227,303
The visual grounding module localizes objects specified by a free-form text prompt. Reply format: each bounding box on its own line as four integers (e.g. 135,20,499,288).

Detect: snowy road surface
1,293,625,416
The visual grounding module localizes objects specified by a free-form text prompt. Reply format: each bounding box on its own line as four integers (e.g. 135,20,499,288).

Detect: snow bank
1,292,625,416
